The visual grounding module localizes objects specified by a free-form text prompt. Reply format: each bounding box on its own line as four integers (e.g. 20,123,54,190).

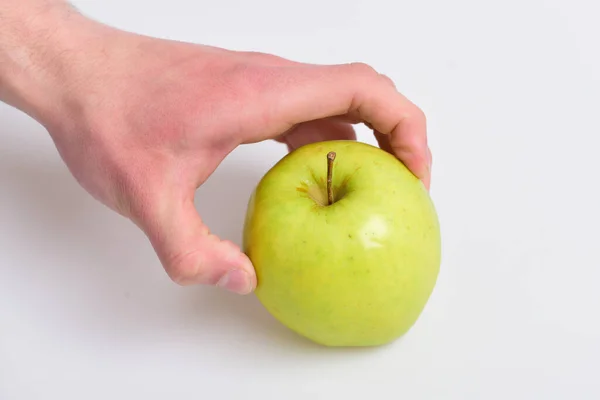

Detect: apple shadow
0,145,329,353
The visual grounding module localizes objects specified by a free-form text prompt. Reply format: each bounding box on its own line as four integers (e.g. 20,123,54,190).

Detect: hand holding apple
0,1,432,294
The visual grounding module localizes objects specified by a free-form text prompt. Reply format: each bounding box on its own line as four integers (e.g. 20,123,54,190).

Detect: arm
0,0,431,294
0,0,81,121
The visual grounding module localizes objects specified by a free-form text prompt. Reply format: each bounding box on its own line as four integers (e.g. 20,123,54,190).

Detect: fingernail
216,269,253,295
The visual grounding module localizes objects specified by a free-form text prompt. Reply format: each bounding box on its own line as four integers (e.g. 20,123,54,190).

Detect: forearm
0,0,98,125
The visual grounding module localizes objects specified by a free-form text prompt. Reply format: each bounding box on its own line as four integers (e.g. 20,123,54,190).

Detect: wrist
0,1,107,128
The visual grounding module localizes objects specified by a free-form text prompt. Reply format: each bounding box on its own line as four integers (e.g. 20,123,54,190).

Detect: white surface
1,0,600,399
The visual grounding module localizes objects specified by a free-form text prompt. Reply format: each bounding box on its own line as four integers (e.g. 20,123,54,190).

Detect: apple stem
327,151,336,205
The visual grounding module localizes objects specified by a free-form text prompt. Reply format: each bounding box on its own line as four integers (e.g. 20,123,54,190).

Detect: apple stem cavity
327,151,336,206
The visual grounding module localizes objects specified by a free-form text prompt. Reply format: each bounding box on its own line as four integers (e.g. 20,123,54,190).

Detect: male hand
2,4,431,294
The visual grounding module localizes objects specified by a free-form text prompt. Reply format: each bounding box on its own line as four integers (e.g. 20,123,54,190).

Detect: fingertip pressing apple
214,252,257,294
362,85,431,190
272,62,431,189
161,230,257,295
136,194,257,295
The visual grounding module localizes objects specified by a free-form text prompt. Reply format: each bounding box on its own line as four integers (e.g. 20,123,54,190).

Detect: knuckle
403,104,427,125
414,105,427,122
240,50,270,59
347,62,379,77
166,250,204,286
379,73,397,89
241,51,290,65
223,63,286,129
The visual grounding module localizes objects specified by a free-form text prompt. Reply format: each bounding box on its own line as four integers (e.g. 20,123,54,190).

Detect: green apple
243,140,441,347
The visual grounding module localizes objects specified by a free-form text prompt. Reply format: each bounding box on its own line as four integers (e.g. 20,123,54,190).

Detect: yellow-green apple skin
242,140,441,347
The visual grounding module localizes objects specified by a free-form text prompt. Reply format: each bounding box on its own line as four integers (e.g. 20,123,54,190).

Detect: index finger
269,62,431,187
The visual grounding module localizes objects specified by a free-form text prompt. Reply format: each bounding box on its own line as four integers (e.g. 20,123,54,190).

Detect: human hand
4,6,431,294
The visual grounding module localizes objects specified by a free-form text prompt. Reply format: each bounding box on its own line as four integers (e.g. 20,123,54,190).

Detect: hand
6,7,431,294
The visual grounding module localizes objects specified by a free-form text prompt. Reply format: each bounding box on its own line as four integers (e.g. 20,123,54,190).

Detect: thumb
139,193,256,294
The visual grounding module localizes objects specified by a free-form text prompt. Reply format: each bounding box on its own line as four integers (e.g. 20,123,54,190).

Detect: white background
1,0,599,399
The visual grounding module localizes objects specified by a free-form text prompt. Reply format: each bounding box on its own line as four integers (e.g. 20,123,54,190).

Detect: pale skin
0,0,432,295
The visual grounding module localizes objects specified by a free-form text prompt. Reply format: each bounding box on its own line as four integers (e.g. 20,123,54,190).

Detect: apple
242,140,441,347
